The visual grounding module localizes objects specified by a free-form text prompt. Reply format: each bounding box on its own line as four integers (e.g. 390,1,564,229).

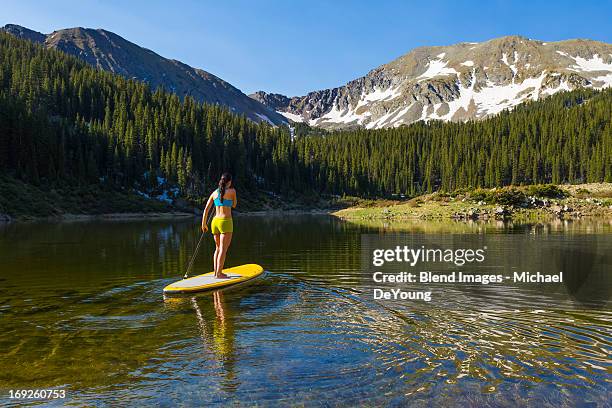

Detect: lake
0,216,610,406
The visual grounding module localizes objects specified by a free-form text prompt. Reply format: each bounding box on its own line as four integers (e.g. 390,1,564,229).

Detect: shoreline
332,183,612,223
4,205,610,225
3,183,611,224
0,209,338,224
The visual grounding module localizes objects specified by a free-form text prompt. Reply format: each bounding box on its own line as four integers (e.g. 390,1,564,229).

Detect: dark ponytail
218,172,232,203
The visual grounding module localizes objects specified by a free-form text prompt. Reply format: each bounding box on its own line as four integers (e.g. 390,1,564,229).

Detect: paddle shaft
183,210,214,279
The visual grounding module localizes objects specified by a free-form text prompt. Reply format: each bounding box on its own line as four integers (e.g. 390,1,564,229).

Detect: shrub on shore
525,184,568,198
469,187,527,206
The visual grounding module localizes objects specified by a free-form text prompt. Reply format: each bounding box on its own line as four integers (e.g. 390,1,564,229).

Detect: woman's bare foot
215,273,230,279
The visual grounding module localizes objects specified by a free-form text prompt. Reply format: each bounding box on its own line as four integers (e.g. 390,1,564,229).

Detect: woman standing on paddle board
202,173,237,279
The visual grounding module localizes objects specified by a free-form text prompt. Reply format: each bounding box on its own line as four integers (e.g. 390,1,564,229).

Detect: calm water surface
0,216,610,407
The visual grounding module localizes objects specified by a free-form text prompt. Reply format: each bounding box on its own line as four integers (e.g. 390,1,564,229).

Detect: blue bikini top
214,189,233,207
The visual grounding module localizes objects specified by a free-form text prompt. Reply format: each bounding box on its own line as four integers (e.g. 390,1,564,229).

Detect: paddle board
163,264,264,294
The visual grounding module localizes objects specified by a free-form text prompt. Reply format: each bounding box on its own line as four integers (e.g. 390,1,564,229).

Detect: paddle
183,210,214,279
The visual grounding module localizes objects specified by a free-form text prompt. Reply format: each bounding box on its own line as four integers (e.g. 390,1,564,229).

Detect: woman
202,173,237,279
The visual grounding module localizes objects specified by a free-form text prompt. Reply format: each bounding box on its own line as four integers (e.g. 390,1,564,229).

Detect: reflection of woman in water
212,291,231,357
190,292,237,389
201,173,237,279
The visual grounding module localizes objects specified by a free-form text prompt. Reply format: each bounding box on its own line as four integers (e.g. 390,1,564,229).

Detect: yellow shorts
211,217,233,235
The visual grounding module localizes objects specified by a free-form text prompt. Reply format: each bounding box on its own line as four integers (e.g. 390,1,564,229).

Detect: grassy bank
333,183,612,222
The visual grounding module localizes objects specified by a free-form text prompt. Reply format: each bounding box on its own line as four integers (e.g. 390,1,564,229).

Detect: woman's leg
215,232,233,278
213,233,220,275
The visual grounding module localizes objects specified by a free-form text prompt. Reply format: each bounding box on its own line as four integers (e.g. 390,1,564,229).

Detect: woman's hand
201,195,213,233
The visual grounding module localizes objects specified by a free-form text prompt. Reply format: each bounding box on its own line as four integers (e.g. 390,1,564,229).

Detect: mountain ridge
3,25,611,130
1,24,287,125
250,35,612,129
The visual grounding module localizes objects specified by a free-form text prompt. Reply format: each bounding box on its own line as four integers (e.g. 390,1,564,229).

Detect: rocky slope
2,24,286,125
251,36,612,129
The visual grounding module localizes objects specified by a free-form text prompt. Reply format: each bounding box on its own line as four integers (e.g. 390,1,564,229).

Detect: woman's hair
218,172,232,203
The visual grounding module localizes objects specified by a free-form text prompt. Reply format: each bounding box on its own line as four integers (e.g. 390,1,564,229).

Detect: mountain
250,36,612,129
1,24,287,125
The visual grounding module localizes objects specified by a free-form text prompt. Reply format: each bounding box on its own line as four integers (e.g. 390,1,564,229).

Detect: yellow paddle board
163,264,264,294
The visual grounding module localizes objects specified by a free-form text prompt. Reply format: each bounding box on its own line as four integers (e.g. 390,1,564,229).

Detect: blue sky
3,0,611,96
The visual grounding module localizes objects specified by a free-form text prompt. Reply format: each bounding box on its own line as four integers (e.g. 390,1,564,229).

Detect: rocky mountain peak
252,35,612,129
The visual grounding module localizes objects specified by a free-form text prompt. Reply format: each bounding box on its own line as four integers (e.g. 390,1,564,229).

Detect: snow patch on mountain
389,104,415,127
541,80,572,96
430,69,478,121
360,86,402,103
501,52,518,79
417,57,458,80
314,104,363,126
566,54,612,72
474,72,547,115
592,72,612,86
279,111,304,123
366,103,415,129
